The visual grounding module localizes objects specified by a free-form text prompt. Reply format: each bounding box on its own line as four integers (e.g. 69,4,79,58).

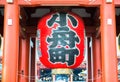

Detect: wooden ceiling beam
20,7,28,26
115,0,120,6
0,27,3,36
19,27,27,39
0,0,5,6
18,0,101,7
1,0,120,7
96,27,100,38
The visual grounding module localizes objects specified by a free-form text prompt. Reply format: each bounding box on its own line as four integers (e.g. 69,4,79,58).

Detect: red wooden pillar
2,1,19,82
92,37,102,82
18,38,30,82
100,0,118,82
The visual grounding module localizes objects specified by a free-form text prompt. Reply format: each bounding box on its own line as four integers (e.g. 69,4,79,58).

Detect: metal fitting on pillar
106,0,112,3
6,0,13,3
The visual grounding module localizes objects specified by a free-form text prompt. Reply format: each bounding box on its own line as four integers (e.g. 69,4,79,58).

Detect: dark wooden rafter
0,7,4,26
95,27,100,38
0,7,4,36
22,7,97,23
19,26,26,39
20,7,29,39
0,27,3,36
90,7,100,37
116,26,120,35
20,7,28,26
19,6,100,38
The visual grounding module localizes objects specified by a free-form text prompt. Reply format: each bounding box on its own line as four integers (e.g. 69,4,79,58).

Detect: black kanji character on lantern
47,31,79,48
47,12,78,28
48,47,79,66
46,12,80,66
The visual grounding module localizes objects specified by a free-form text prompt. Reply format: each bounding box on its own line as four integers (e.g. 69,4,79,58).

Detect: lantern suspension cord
17,71,52,80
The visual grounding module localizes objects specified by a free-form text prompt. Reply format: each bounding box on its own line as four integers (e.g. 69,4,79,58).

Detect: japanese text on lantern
46,12,80,66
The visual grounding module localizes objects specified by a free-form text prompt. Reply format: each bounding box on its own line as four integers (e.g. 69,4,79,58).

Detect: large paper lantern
38,12,85,68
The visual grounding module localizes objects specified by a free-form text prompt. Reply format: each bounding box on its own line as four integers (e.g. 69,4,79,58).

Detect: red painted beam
115,0,120,6
18,0,101,6
0,0,5,6
2,1,19,82
100,0,118,82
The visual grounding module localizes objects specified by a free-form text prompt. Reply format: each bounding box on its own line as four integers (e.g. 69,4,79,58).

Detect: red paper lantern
38,12,85,68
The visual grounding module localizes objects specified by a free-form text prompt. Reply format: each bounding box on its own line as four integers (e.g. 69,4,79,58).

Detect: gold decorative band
52,68,72,74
